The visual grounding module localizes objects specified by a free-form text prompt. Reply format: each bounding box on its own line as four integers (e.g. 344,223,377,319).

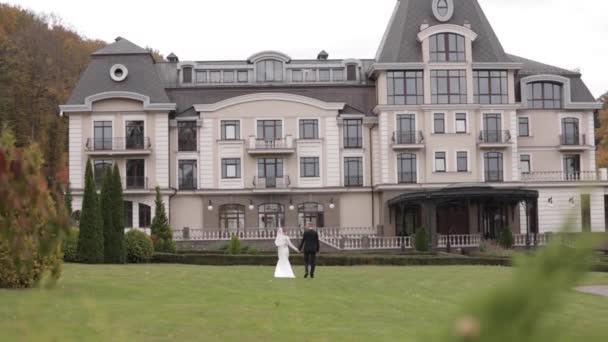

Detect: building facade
61,0,606,242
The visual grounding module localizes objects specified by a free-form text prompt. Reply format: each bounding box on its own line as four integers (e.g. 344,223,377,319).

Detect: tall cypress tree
150,186,176,253
111,164,125,263
76,160,104,263
100,168,113,263
64,182,73,218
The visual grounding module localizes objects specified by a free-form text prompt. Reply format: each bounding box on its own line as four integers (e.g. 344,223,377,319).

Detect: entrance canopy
388,184,538,208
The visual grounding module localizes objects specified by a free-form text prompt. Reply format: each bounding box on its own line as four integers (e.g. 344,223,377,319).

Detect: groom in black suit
299,224,320,278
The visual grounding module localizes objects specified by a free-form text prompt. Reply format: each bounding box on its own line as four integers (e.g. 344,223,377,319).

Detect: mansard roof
92,37,151,56
376,0,509,63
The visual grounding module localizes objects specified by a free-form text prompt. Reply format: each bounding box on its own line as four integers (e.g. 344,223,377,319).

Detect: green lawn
1,264,607,342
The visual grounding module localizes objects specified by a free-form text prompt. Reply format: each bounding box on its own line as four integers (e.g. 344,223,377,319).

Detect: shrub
77,160,104,263
150,187,176,253
415,226,429,252
499,227,514,249
101,165,125,263
226,235,242,255
0,128,69,288
62,227,79,262
125,230,154,263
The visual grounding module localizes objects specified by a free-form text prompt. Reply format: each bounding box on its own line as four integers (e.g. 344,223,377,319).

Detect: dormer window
256,59,283,82
526,82,562,109
429,33,465,62
346,64,357,81
182,66,192,83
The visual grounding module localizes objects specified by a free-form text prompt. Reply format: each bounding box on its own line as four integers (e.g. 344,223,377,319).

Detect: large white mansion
61,0,606,247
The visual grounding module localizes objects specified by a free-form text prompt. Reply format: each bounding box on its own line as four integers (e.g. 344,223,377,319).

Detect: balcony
85,137,152,156
397,172,417,184
521,171,602,182
247,136,295,155
478,130,511,149
124,176,148,190
484,171,504,183
559,134,590,151
253,176,291,189
392,131,424,150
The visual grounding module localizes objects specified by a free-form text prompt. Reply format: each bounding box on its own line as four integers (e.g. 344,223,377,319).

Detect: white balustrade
437,234,481,248
369,236,411,249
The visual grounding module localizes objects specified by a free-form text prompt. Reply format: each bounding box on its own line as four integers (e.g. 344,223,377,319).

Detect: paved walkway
575,286,608,297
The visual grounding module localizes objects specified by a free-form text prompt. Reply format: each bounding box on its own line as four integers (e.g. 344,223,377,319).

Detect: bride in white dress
274,227,299,278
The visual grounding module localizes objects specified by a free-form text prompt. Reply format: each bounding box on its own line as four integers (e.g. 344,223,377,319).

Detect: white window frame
519,154,532,174
433,150,448,173
455,150,470,172
297,118,321,140
219,119,242,141
454,112,468,134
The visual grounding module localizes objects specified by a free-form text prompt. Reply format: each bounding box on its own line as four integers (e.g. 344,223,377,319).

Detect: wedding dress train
274,228,299,278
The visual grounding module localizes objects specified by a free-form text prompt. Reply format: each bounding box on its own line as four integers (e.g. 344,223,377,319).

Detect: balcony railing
344,137,363,149
344,176,364,187
124,176,148,190
560,134,586,146
247,136,294,152
479,130,511,144
392,131,424,145
398,172,417,184
178,178,198,190
521,171,601,182
86,137,151,151
485,171,504,183
253,176,290,189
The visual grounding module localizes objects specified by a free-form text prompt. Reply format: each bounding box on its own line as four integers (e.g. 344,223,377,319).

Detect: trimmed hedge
125,230,154,263
62,227,79,262
152,253,512,267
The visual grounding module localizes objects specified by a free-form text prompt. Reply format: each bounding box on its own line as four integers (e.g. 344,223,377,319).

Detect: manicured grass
1,264,608,341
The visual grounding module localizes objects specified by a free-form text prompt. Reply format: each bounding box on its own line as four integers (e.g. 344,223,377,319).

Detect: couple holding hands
273,224,319,279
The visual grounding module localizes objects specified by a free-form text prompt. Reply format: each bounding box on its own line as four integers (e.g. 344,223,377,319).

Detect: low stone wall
176,239,341,253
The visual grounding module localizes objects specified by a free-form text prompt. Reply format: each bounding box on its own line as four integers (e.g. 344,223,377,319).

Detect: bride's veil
274,226,285,247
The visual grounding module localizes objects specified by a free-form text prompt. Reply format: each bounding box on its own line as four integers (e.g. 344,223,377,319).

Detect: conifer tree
64,182,72,217
150,186,176,253
100,168,113,262
111,164,125,263
76,160,104,263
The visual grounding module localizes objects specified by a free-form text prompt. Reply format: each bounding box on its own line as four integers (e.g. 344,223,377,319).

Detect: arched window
397,153,417,184
429,33,465,62
484,152,503,182
256,60,283,82
561,118,580,145
219,204,245,231
258,203,285,228
526,82,562,109
298,203,324,228
182,66,192,83
93,160,113,187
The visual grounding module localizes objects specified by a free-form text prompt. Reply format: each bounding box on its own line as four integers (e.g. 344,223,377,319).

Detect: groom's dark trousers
299,229,320,276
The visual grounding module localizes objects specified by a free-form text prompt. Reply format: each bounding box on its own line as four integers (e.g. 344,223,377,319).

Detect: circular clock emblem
110,64,128,82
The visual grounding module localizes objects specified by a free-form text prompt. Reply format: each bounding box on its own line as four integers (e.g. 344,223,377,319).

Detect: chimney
317,50,329,60
115,36,124,42
167,52,179,63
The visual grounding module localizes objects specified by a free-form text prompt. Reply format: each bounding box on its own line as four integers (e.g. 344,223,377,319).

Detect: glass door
561,118,579,145
483,114,502,143
257,158,283,188
396,114,416,144
563,155,580,180
126,121,144,149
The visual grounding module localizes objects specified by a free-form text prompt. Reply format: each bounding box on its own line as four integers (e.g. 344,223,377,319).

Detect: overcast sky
5,0,607,98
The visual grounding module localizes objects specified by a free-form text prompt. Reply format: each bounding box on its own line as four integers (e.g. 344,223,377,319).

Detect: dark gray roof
509,54,596,103
92,37,150,56
377,0,509,63
66,54,170,105
167,86,376,117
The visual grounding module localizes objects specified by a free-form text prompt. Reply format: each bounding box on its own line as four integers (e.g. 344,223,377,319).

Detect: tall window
344,157,363,186
484,152,504,182
126,159,145,189
210,71,221,83
196,71,207,83
257,158,283,188
139,204,151,228
123,201,133,228
125,120,144,149
431,70,467,104
332,68,344,81
223,70,235,83
257,120,282,140
178,160,197,190
396,114,416,144
563,154,581,179
434,113,445,134
561,118,580,145
343,119,362,148
292,70,303,82
178,121,197,151
299,119,319,139
300,157,320,178
93,121,112,150
220,204,245,231
434,152,446,172
457,151,468,172
346,64,357,81
455,113,467,133
298,203,324,228
237,70,248,83
527,82,562,109
256,60,283,82
483,113,502,143
473,71,508,104
397,153,417,183
93,160,113,187
182,67,192,83
429,33,465,62
319,69,330,82
520,155,531,174
387,71,424,105
518,117,530,137
258,203,285,228
222,159,241,179
221,120,240,140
